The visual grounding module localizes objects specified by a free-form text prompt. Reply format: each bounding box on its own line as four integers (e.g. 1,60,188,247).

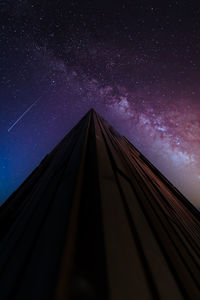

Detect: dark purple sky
1,0,200,207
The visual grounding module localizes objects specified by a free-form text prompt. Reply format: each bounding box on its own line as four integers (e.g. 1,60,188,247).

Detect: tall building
0,109,200,300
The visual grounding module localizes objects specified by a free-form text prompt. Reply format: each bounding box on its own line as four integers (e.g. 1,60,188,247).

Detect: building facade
0,109,200,299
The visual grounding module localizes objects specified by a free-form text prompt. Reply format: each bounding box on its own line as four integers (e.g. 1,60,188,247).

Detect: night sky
1,0,200,207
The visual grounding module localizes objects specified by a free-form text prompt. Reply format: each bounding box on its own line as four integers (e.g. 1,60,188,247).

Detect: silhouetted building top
0,109,200,300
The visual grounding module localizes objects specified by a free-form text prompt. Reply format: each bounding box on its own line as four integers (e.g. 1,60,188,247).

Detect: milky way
0,1,200,206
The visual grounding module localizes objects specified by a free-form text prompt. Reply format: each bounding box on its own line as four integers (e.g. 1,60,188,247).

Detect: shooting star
8,96,41,132
7,71,54,132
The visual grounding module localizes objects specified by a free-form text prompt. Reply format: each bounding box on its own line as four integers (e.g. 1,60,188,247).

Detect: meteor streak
7,71,52,132
8,97,41,132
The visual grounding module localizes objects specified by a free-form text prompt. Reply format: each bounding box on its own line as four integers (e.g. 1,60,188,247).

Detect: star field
0,0,200,206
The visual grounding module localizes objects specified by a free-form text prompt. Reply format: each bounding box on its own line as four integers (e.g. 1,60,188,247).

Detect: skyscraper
0,109,200,300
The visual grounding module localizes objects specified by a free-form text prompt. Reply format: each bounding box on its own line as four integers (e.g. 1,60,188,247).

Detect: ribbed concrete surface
0,109,200,300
